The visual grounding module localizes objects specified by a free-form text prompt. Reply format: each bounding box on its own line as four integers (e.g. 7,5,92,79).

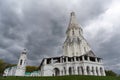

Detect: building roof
25,72,31,75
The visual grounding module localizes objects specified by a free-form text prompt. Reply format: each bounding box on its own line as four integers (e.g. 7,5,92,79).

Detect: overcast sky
0,0,120,74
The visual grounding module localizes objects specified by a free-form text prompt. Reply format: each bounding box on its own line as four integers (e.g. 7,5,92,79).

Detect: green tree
26,66,38,72
0,59,7,76
105,70,117,76
0,59,16,76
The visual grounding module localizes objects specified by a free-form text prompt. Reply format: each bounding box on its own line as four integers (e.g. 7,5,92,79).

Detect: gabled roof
84,50,96,57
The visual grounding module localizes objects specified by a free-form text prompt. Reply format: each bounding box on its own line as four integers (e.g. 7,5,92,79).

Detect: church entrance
53,68,60,76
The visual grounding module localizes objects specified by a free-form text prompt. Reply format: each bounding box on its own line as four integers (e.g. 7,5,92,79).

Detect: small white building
3,49,27,76
3,66,16,76
39,12,106,76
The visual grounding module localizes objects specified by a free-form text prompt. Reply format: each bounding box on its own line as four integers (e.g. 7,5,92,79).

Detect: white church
3,12,106,76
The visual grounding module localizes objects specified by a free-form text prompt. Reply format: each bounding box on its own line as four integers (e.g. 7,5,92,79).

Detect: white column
74,57,76,62
103,68,106,76
79,67,83,75
60,57,62,63
65,57,68,63
98,68,101,76
94,67,97,76
83,67,87,75
72,67,74,75
66,67,69,75
82,56,84,61
51,58,53,64
87,56,90,61
59,70,61,76
62,69,64,75
74,66,78,75
63,57,64,63
89,67,92,75
95,58,98,62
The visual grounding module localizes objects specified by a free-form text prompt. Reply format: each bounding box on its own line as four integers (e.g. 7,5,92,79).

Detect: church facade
39,12,106,76
3,12,106,76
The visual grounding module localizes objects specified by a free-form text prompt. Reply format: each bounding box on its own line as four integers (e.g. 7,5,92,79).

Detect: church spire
68,12,79,29
66,12,83,34
63,12,91,57
70,12,77,24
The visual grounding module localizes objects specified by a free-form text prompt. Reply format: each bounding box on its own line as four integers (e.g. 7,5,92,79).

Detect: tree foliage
105,70,117,76
0,59,38,75
26,66,38,72
0,59,16,76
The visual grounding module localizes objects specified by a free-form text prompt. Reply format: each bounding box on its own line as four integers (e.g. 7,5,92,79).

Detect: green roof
25,72,31,75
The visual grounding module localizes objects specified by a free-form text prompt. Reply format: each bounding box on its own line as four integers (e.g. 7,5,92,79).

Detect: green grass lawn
0,75,120,80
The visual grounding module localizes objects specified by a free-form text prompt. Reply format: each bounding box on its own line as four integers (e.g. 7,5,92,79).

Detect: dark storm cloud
0,0,120,74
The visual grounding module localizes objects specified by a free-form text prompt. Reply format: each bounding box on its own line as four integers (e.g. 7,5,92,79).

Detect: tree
0,59,16,76
0,59,7,76
105,70,117,76
26,66,38,72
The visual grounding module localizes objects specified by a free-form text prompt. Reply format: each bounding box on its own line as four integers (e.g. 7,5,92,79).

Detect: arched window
69,67,72,75
72,30,74,35
77,67,80,75
20,59,23,65
92,67,94,75
100,67,103,76
81,66,84,75
53,68,60,76
96,67,99,76
86,66,90,75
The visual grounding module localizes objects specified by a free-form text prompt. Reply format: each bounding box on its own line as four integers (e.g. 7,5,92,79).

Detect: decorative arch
96,67,99,76
69,67,72,75
81,66,84,75
77,67,80,75
86,66,90,75
100,67,104,76
53,68,60,76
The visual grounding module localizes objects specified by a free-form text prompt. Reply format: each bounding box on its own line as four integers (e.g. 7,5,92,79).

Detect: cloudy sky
0,0,120,74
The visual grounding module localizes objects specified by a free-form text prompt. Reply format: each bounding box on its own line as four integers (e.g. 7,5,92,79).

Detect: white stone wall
40,57,106,76
3,66,17,76
63,36,91,57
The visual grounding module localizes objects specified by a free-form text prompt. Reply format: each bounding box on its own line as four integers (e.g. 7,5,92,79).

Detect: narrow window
20,60,23,65
72,30,74,35
84,47,86,52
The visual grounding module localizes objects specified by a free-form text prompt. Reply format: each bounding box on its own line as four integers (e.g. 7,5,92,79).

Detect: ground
0,75,119,80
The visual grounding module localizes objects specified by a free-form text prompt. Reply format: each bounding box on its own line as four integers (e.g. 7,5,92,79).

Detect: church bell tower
15,49,27,76
63,12,91,57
